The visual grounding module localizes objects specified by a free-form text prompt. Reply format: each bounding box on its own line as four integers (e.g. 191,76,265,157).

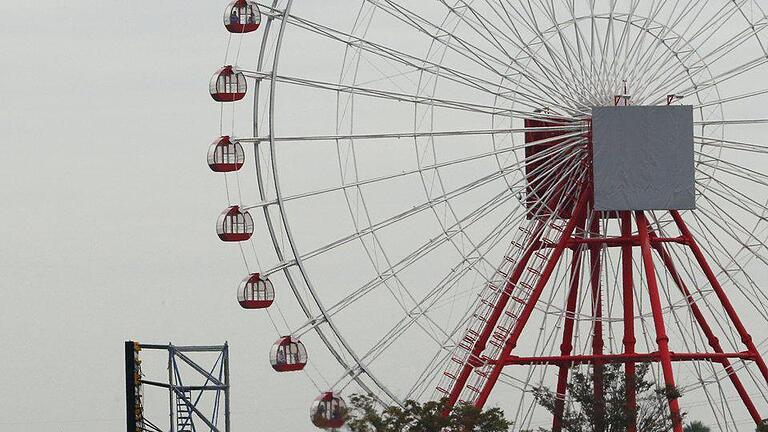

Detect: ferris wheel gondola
310,392,347,429
209,66,247,102
270,336,307,372
223,0,261,34
216,206,253,242
237,273,275,309
208,136,245,173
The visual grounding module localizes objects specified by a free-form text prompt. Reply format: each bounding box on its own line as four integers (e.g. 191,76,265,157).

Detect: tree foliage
345,394,511,432
345,363,727,432
683,420,711,432
532,363,684,432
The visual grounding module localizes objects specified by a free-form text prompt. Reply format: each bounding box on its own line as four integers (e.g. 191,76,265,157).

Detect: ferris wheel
209,1,768,430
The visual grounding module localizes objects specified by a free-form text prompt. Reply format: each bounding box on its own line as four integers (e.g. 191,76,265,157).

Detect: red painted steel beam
552,215,587,432
620,212,637,432
473,185,592,408
499,351,754,366
541,236,685,249
636,211,683,432
671,211,768,391
589,215,605,432
441,220,545,413
649,228,763,424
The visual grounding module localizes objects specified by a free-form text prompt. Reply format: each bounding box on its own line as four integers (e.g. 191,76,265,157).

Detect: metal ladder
436,219,563,403
176,390,195,432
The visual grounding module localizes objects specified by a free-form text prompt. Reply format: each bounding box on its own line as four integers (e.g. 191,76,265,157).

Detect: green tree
345,394,511,432
683,420,711,432
532,363,684,432
757,419,768,432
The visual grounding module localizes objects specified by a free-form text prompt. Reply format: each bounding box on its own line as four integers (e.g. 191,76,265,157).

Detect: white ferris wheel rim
217,0,768,428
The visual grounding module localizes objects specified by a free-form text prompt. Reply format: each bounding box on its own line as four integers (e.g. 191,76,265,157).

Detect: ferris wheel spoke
597,4,659,99
269,169,515,279
640,21,768,104
695,87,768,109
240,125,584,143
636,14,749,102
337,213,524,360
595,0,620,91
692,193,768,270
541,1,597,99
685,207,765,295
354,175,587,369
437,170,589,403
340,205,531,386
472,0,588,104
368,0,512,72
293,188,519,340
691,204,767,274
372,0,584,109
696,152,768,188
685,0,764,57
241,131,584,211
585,0,607,94
686,0,748,43
327,176,584,338
290,155,588,339
243,69,575,119
533,8,607,105
697,171,768,214
628,0,741,98
655,52,768,105
554,0,596,96
696,118,768,126
581,2,653,100
334,193,503,358
261,138,585,275
601,1,645,93
616,1,676,96
270,4,578,113
243,69,499,115
593,6,663,96
685,209,768,337
656,0,756,70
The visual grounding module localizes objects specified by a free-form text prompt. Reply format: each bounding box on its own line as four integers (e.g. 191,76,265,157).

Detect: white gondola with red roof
270,336,307,372
237,273,274,309
223,0,261,33
209,66,246,102
310,392,347,429
216,206,253,242
208,136,245,173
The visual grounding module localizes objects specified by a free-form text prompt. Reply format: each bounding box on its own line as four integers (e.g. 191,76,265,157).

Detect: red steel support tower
441,113,768,432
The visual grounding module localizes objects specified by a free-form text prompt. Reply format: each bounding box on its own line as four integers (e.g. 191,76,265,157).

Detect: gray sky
0,1,303,430
4,1,768,431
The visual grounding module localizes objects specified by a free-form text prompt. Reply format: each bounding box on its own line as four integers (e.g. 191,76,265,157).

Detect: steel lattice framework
125,342,230,432
210,1,768,430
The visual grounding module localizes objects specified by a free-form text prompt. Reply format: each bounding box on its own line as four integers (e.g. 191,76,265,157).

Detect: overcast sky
0,1,306,430
4,1,768,431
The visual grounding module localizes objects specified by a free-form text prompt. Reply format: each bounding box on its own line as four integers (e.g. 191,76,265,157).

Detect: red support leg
649,228,763,424
671,211,768,391
636,211,684,432
552,226,586,431
474,186,591,408
589,215,605,432
442,220,545,413
620,212,637,432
